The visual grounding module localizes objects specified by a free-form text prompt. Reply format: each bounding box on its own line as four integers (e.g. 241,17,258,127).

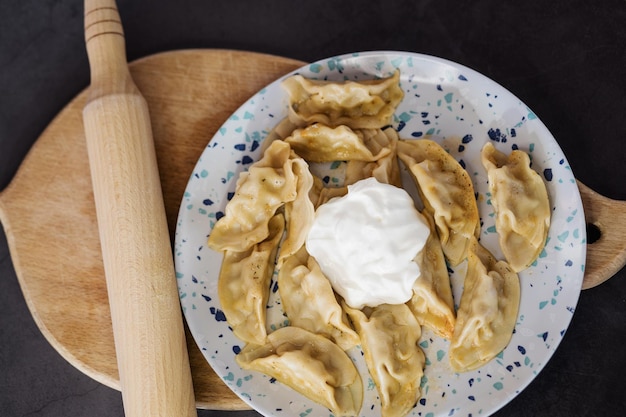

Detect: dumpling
481,142,551,272
309,175,348,209
276,155,315,267
345,127,402,187
284,123,392,162
207,140,298,252
407,210,456,339
262,117,299,151
217,214,285,345
304,126,404,208
282,70,404,129
397,139,480,266
449,237,520,372
277,246,360,350
236,326,363,417
345,303,425,417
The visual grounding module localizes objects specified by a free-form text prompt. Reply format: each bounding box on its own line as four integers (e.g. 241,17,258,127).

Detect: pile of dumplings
206,70,551,417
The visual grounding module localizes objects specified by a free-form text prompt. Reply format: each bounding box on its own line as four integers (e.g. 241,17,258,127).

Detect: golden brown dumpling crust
398,139,480,266
481,142,551,272
217,214,285,345
278,246,360,350
408,210,456,339
276,155,315,267
449,238,520,372
207,140,299,252
345,127,402,187
284,123,392,162
345,303,425,417
282,70,404,129
236,326,363,417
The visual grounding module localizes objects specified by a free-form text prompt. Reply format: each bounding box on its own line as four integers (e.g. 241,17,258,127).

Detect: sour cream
305,177,430,309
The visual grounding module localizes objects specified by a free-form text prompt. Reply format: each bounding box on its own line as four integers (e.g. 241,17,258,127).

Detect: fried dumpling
398,139,480,266
309,175,348,209
262,117,299,152
217,214,285,345
282,70,403,129
276,156,315,267
449,237,520,372
481,142,551,272
278,246,360,350
207,140,298,252
408,210,456,339
345,303,425,417
284,123,392,162
236,326,363,417
345,127,402,187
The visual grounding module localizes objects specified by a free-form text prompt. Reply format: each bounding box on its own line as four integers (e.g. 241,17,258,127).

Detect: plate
174,51,586,417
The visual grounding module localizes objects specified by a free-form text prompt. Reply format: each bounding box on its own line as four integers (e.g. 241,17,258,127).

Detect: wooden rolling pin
82,1,197,416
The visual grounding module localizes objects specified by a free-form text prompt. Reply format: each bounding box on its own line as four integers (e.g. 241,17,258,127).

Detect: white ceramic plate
174,51,586,417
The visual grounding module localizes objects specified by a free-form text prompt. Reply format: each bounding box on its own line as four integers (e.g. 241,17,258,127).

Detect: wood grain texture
578,181,626,289
0,48,622,411
0,49,305,410
83,1,197,415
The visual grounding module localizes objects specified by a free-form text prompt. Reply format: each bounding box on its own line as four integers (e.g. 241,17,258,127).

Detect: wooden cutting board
0,49,304,410
0,49,624,410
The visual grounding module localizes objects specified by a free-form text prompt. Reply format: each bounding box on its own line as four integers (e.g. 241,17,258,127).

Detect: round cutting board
0,48,624,411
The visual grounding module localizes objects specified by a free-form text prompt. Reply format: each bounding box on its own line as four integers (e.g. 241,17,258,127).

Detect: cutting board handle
578,181,626,289
83,1,197,416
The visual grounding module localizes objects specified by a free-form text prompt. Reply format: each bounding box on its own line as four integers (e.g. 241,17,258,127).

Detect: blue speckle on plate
487,128,507,143
309,63,322,73
544,168,553,181
210,307,227,322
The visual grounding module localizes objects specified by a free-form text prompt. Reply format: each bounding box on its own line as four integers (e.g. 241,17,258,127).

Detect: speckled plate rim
174,51,586,417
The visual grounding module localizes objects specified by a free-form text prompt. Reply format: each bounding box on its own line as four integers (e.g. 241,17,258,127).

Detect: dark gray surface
1,1,625,416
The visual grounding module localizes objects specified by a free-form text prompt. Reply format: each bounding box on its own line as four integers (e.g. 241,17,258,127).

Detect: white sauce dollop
305,177,430,309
